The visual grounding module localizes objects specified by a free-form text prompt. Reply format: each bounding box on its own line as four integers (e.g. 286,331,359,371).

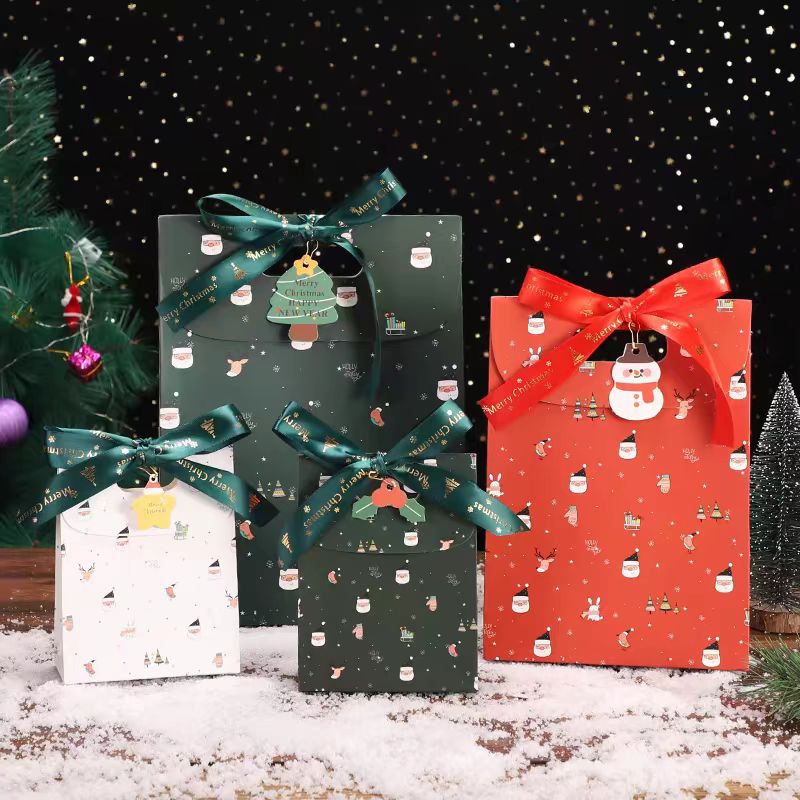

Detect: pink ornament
67,344,103,381
0,398,29,447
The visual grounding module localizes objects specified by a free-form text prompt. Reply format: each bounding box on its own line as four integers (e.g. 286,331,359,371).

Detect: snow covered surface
2,626,799,800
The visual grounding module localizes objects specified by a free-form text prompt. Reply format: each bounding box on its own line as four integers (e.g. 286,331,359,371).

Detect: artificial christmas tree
750,373,800,632
0,57,152,545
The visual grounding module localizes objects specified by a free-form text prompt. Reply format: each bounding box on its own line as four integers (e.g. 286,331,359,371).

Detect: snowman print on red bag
608,342,664,421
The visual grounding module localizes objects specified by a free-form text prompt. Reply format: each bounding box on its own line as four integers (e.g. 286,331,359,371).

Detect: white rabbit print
522,347,542,368
487,473,503,497
581,596,603,621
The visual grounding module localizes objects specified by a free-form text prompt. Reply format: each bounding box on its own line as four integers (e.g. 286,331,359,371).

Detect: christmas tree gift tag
54,448,240,684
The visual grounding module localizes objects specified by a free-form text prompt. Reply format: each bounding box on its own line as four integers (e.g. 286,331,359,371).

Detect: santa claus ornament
608,341,664,421
61,251,90,332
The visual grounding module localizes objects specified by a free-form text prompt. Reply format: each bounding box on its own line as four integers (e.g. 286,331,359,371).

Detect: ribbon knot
17,405,277,531
134,437,154,461
617,298,637,325
480,259,743,446
272,400,525,567
369,452,389,476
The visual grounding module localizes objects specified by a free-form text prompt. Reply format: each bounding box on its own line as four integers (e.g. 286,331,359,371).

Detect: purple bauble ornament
0,398,29,447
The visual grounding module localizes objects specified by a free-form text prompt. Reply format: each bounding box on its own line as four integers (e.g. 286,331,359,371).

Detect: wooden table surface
1,548,797,799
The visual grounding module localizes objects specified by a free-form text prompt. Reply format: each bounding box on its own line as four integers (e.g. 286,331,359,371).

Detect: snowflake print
395,362,404,371
328,341,336,349
272,365,280,373
419,393,428,401
339,426,349,435
432,339,439,347
450,233,457,242
241,314,249,323
308,400,321,408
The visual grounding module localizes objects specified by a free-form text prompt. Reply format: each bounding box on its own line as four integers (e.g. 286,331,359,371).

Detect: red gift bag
482,261,751,670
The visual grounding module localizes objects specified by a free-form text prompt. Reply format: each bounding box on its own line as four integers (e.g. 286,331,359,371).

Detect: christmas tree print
751,373,800,610
267,254,338,350
586,394,599,420
573,398,582,421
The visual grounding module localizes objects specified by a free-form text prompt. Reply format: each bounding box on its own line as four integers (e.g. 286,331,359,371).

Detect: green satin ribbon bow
272,400,526,568
156,168,405,333
16,405,277,530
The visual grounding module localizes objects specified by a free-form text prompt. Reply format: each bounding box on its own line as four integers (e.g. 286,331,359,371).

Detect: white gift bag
54,449,240,684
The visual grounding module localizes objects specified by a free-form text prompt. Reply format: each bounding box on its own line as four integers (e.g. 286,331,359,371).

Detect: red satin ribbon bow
480,258,740,446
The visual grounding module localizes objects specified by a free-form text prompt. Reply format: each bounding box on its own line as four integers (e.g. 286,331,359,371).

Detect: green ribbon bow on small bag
16,405,277,530
272,400,527,568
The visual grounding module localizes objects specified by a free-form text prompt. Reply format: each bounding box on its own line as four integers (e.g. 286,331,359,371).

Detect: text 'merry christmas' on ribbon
480,259,742,446
16,405,277,529
272,400,527,567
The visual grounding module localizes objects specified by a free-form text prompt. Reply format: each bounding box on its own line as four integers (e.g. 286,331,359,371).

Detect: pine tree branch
741,642,800,722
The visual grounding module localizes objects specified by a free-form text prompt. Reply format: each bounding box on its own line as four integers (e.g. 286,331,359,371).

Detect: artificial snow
2,617,799,799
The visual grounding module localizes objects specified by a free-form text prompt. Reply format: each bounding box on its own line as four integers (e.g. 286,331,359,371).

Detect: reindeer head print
226,358,249,377
535,548,557,573
674,388,698,420
79,563,95,582
225,590,239,609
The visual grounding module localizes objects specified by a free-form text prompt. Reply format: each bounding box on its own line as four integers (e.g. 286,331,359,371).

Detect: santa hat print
104,588,115,600
704,636,720,652
536,627,551,641
572,465,587,478
209,559,220,569
717,563,733,577
529,311,544,320
514,586,529,598
731,368,746,383
731,442,747,455
621,430,637,445
624,549,639,563
79,500,90,509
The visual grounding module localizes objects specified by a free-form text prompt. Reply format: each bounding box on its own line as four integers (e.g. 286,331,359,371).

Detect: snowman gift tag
608,342,664,421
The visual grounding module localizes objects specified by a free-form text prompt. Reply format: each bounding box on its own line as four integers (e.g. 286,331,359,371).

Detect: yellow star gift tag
130,471,177,530
293,253,318,277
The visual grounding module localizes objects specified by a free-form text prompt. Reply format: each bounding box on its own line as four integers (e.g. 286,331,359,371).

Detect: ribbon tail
363,266,382,405
481,310,623,430
16,446,133,529
397,461,526,536
156,234,295,332
162,459,276,525
279,464,373,567
385,401,472,461
639,312,738,446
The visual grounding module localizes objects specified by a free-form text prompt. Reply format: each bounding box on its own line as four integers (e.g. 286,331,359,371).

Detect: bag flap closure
59,449,234,538
297,453,477,554
158,214,462,343
489,295,752,410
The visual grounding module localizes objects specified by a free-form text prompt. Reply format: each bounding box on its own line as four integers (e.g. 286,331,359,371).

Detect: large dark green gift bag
157,173,464,625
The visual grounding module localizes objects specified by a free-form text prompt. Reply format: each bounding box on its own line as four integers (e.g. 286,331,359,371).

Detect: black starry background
2,1,797,444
